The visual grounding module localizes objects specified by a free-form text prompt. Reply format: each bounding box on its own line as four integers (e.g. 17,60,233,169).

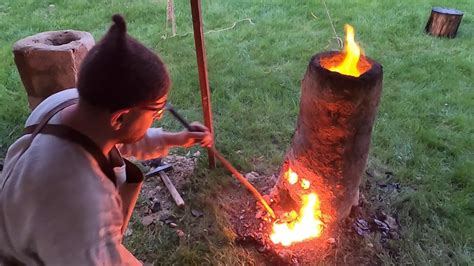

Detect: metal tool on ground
165,104,276,219
145,163,172,178
145,163,184,208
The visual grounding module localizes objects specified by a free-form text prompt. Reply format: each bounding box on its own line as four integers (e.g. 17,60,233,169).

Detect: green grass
1,0,473,264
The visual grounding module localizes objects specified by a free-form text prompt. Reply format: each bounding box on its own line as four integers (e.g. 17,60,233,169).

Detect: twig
162,18,255,40
321,0,343,49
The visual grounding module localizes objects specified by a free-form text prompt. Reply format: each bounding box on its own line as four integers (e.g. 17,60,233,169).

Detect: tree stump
272,52,383,223
13,30,95,110
425,7,463,38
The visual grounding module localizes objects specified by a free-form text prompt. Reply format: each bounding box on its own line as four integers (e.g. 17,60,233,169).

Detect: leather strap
23,98,79,140
28,124,117,185
2,98,78,190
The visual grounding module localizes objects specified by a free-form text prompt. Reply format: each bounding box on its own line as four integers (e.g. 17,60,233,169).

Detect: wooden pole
190,0,215,168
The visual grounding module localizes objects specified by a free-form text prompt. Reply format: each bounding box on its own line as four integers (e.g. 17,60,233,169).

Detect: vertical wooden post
190,0,215,168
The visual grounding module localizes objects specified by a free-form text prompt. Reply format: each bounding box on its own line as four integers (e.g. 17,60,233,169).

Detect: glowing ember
322,24,371,77
270,193,324,246
286,168,299,184
271,169,324,246
301,179,310,190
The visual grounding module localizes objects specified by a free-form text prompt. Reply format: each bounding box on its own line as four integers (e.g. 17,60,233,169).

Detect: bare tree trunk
272,52,383,222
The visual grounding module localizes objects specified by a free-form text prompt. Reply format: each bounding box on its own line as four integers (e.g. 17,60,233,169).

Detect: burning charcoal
373,218,389,232
257,245,266,253
327,237,336,245
239,215,244,220
255,209,264,219
150,202,161,213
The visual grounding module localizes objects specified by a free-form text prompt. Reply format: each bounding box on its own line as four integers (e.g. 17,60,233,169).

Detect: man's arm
117,124,213,161
117,128,168,160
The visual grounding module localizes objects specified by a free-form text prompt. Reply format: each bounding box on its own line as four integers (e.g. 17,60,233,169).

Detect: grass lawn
1,0,473,264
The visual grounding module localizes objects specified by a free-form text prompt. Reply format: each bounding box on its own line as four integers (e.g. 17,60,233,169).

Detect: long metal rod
211,148,276,219
190,0,215,168
166,104,276,219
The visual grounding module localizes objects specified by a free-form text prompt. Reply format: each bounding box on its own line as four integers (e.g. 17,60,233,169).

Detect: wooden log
159,171,185,208
425,7,463,38
13,30,95,110
272,52,383,222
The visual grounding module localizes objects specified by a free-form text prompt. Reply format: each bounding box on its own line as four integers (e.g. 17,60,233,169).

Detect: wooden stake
190,0,215,168
167,0,176,36
159,171,185,208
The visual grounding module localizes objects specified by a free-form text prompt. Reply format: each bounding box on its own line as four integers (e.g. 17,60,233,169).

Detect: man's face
116,94,167,143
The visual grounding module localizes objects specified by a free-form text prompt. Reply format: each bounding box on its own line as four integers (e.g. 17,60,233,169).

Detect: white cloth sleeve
117,128,169,160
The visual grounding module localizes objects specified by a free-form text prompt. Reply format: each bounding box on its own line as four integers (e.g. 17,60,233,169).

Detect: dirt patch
133,153,200,228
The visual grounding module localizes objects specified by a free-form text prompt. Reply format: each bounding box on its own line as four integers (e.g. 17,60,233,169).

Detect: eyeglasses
139,101,167,119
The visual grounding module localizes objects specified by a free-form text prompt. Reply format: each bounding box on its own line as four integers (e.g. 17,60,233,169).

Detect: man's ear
110,109,130,130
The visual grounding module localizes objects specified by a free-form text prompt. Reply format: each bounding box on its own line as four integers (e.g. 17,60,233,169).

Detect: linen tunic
0,89,168,265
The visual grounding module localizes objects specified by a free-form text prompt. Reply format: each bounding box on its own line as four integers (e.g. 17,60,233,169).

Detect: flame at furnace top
270,168,324,247
322,24,370,77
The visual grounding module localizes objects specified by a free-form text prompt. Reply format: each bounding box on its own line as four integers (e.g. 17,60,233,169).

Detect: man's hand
176,122,213,148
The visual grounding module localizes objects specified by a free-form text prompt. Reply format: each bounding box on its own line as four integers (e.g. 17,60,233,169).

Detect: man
0,14,212,265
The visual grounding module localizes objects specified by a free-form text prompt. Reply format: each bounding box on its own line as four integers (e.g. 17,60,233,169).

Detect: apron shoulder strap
23,98,79,137
35,124,118,186
2,98,79,190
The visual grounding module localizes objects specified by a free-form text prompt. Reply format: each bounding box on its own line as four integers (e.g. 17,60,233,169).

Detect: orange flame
270,193,324,246
271,169,324,246
329,24,362,77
